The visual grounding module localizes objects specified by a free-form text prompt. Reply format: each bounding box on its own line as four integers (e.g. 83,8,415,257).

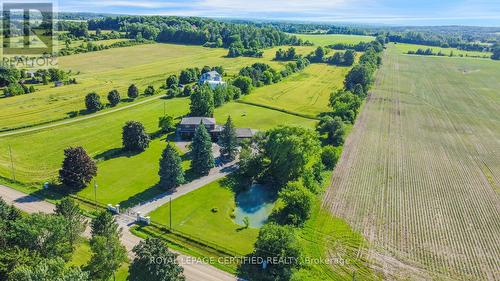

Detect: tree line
0,197,184,281
85,16,308,57
237,38,385,281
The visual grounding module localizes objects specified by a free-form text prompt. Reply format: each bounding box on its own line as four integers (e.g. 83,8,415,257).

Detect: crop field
293,34,375,46
241,63,349,116
0,43,315,131
323,44,500,280
393,42,492,58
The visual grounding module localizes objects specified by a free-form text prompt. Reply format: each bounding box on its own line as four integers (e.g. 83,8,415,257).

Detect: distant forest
56,13,499,58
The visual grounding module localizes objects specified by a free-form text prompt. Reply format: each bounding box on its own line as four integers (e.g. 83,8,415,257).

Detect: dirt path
0,183,237,281
0,95,163,138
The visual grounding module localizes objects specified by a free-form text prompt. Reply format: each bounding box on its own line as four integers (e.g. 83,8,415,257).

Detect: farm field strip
293,33,375,46
323,45,500,280
393,42,492,58
241,63,349,116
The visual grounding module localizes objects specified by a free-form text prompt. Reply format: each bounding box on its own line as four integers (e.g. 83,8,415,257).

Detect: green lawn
0,43,315,131
149,179,259,255
0,96,315,203
241,63,348,116
392,42,492,58
76,137,190,207
293,34,375,46
0,98,189,183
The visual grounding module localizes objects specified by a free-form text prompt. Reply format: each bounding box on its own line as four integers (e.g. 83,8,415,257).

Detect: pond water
234,184,276,228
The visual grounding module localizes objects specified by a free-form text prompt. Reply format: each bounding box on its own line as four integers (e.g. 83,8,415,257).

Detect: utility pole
163,101,166,116
94,180,98,210
8,145,15,181
169,197,172,230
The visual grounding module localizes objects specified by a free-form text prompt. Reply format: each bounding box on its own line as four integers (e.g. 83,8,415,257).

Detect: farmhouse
178,117,256,140
198,71,226,89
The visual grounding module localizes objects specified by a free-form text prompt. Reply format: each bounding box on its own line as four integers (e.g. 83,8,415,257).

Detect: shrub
321,145,341,169
144,85,155,96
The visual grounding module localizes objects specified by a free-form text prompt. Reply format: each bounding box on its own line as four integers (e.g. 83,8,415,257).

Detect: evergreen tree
190,124,214,176
219,116,238,161
158,144,185,190
55,198,87,247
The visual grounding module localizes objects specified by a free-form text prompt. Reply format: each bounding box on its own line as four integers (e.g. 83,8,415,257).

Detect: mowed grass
0,96,315,191
215,101,318,130
0,43,316,131
293,34,375,46
241,64,349,116
149,179,259,255
393,42,492,58
0,98,189,183
323,44,500,279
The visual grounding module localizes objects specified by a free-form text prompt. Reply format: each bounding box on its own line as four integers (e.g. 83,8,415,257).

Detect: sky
57,0,500,26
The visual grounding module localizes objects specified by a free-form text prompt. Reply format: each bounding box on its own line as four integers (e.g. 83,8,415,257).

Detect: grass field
241,63,349,116
293,34,375,46
0,95,316,205
393,42,492,58
149,179,259,255
323,44,500,280
0,43,316,131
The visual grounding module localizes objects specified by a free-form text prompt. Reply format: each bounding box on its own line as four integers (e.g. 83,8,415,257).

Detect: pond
233,184,276,228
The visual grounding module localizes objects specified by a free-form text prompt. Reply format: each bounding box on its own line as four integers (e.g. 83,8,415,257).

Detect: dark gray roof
235,128,255,138
180,117,216,125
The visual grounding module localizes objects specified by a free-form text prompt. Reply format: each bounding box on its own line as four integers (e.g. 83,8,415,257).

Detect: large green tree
262,126,322,187
158,144,185,190
317,115,345,146
219,116,239,161
59,147,97,189
8,213,73,260
122,121,151,152
87,211,127,281
10,258,88,281
190,124,215,176
276,181,314,226
55,198,86,247
189,85,214,117
128,238,185,281
249,223,301,281
87,235,127,281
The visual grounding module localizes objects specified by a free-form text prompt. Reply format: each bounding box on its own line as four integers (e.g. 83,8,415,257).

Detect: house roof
201,71,221,81
235,128,256,138
180,117,216,126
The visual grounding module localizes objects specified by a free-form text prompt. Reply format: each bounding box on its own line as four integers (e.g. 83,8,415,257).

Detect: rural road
0,184,238,281
0,95,164,138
